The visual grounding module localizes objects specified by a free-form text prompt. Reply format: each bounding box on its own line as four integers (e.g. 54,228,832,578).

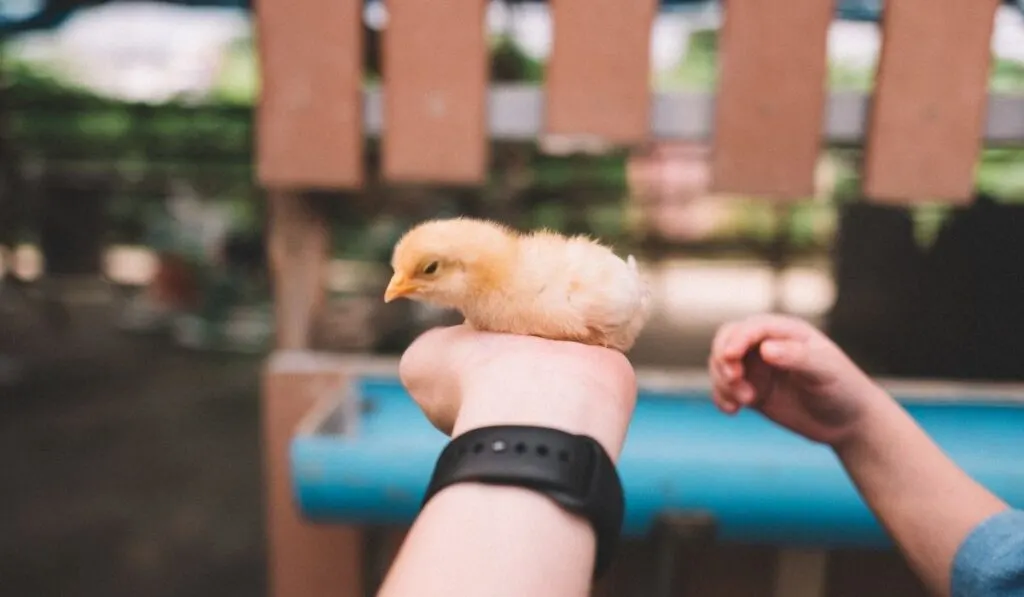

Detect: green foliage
6,61,254,167
977,148,1024,201
658,31,1024,94
532,152,628,192
491,36,545,82
4,60,114,107
828,61,875,91
991,57,1024,92
212,34,260,104
657,29,718,90
910,203,954,249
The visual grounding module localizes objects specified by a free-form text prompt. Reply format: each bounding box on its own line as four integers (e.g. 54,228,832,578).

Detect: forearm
378,483,596,597
380,350,635,597
835,387,1009,597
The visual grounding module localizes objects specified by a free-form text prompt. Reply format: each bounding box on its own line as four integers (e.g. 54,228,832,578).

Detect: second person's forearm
834,388,1008,597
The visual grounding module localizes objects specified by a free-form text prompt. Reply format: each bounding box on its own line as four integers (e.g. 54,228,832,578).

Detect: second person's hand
708,314,888,447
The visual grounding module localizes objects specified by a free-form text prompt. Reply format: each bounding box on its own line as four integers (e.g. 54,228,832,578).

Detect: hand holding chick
384,217,651,352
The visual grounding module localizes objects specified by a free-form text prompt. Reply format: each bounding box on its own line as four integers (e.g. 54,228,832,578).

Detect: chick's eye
422,261,439,275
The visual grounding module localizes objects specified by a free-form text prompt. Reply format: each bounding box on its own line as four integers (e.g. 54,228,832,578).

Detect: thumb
399,326,465,435
759,339,810,372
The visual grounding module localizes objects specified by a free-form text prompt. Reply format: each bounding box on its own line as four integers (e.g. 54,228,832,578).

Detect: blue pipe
291,377,1024,548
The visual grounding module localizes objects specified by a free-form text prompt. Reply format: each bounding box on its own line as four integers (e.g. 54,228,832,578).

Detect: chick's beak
384,273,419,303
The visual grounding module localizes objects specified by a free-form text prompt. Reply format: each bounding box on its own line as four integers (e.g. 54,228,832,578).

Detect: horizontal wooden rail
353,86,1024,145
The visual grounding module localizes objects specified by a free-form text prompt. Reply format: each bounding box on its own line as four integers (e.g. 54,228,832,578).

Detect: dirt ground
0,303,268,597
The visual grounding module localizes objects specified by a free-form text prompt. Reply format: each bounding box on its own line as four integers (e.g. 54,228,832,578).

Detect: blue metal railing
291,375,1024,547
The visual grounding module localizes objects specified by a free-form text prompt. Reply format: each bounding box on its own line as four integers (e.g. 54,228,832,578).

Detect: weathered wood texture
382,0,489,184
710,0,834,199
256,0,363,188
262,354,363,597
545,0,658,144
863,0,1000,204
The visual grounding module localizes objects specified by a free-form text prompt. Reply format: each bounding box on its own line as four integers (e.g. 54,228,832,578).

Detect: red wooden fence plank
382,0,488,184
546,0,658,145
710,0,834,199
256,0,364,189
863,0,999,204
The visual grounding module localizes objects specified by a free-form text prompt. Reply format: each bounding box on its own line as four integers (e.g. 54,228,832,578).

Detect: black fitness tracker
420,425,625,579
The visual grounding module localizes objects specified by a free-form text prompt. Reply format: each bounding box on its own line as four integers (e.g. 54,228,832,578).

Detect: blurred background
1,1,1023,595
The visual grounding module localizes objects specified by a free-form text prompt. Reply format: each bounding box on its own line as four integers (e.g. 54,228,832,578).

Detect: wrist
452,355,636,460
433,417,627,580
832,383,902,457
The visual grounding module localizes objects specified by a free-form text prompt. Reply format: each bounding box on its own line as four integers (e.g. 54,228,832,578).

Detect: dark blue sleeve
952,509,1024,597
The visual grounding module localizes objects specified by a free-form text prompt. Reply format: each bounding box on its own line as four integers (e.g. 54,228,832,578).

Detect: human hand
709,314,889,447
399,324,638,459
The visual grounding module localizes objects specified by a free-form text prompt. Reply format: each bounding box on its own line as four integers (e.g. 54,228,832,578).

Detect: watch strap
421,425,625,579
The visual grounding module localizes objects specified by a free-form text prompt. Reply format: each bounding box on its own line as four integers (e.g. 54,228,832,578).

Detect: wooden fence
257,0,1024,200
255,2,1024,596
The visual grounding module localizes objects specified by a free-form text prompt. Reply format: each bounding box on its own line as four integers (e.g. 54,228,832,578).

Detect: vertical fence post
710,0,835,199
862,0,999,204
256,0,364,188
255,0,367,594
382,0,489,184
546,0,657,145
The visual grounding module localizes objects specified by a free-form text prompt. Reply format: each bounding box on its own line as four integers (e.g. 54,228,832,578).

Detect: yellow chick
384,217,652,352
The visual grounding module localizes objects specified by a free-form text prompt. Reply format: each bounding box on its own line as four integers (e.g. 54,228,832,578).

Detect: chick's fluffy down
389,218,652,352
493,231,651,352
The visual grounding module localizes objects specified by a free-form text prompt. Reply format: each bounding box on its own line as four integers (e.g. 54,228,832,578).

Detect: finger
708,353,728,385
722,358,743,382
708,356,729,398
709,360,734,410
710,322,739,363
712,341,756,391
731,378,756,405
759,338,809,371
400,327,450,385
399,325,464,410
711,325,747,385
720,315,809,361
710,357,754,410
710,349,743,380
712,388,740,415
741,348,776,408
711,322,736,352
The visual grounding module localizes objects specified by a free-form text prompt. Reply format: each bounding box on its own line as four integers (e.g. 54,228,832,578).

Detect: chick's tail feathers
608,253,652,352
633,255,653,326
